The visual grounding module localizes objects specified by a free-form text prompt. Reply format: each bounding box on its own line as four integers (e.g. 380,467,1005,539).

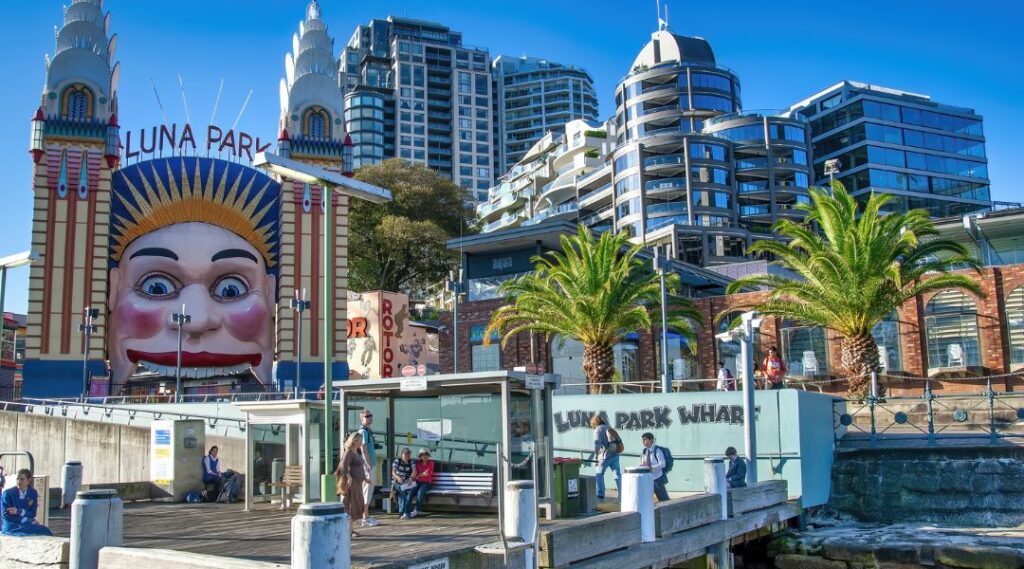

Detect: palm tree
724,183,983,398
485,225,702,392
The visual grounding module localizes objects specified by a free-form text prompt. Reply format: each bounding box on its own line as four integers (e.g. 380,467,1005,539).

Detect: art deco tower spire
42,0,119,123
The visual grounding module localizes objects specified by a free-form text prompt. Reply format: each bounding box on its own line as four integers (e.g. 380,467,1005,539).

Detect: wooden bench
268,465,302,510
423,472,495,507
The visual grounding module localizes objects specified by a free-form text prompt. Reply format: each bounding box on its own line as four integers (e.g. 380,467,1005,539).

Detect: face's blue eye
213,276,249,300
138,275,176,298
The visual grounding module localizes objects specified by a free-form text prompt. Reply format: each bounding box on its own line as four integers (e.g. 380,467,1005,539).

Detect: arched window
62,85,93,121
1006,286,1024,367
925,290,980,368
872,312,902,373
780,320,830,376
304,107,330,140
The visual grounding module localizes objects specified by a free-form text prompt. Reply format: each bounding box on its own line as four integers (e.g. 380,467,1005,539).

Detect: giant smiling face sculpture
108,222,276,384
109,158,281,386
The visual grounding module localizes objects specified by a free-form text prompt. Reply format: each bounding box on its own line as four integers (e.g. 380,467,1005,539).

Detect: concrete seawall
0,411,245,488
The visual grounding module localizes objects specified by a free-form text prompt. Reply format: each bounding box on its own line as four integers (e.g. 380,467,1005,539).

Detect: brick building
441,210,1024,395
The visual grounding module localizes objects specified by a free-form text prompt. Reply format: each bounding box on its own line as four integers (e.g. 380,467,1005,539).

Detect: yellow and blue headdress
110,157,281,274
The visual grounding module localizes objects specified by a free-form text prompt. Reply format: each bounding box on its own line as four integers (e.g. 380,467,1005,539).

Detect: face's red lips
126,350,261,367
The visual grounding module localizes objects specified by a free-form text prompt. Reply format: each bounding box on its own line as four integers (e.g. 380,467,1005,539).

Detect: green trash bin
553,458,581,518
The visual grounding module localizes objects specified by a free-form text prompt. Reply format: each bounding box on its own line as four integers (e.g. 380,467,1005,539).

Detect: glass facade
780,323,830,376
791,82,990,217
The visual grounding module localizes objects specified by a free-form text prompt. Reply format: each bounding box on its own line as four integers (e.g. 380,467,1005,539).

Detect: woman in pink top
411,448,435,518
761,346,787,389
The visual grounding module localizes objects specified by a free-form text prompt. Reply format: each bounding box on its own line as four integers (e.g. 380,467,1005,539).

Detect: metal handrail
14,397,248,429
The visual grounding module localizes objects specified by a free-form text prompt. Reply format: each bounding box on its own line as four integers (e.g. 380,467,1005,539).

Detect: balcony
738,181,769,194
645,177,687,193
523,201,579,226
644,155,684,170
646,201,688,217
476,191,526,221
578,183,613,208
740,205,771,217
642,82,677,95
482,212,524,233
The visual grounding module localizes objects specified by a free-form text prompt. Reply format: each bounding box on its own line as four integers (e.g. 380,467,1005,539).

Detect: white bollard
61,461,83,509
70,489,123,569
703,458,728,520
621,466,655,542
291,502,350,569
503,480,536,543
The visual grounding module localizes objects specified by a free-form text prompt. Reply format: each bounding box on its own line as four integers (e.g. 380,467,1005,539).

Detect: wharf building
789,81,991,217
476,28,814,267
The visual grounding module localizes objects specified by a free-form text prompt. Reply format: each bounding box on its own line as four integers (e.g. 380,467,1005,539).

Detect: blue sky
1,0,1021,314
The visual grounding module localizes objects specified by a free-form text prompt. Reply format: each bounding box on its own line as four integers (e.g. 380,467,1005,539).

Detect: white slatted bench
425,472,495,505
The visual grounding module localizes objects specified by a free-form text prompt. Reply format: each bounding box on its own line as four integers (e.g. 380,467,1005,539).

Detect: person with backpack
590,415,621,500
640,433,671,502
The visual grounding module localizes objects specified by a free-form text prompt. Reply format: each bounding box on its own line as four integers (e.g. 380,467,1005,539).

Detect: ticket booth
234,399,339,510
337,371,558,518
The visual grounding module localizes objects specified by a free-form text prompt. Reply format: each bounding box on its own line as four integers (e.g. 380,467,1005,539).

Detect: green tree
350,159,474,293
486,225,701,392
724,183,982,398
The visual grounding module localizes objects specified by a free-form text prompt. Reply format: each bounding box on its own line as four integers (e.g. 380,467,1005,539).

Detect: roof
631,30,716,70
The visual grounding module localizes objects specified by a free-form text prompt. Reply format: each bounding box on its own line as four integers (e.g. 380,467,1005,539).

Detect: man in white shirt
640,433,669,501
716,361,734,391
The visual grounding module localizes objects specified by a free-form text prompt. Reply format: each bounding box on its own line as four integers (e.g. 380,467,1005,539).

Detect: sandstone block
934,545,1023,569
0,535,70,564
774,554,848,569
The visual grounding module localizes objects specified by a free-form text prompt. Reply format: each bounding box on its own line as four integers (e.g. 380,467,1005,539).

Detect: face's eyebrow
211,248,259,264
129,247,179,261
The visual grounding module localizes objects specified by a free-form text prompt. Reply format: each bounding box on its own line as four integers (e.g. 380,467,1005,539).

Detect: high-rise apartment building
492,56,599,174
341,17,496,202
477,27,814,268
789,81,990,217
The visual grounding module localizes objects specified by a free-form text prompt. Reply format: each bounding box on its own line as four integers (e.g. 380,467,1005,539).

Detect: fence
833,372,1024,447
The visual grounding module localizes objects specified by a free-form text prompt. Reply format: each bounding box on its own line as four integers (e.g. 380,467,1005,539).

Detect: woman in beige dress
335,432,368,535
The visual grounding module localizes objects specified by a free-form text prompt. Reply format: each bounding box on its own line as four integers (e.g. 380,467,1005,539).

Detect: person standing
725,447,747,488
1,469,52,536
590,415,620,500
640,433,669,502
716,361,735,391
761,346,787,390
356,409,379,526
336,432,368,533
411,448,435,518
391,448,415,519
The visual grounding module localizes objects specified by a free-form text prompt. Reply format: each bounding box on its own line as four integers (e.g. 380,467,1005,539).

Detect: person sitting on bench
411,448,435,518
203,445,223,494
2,469,52,536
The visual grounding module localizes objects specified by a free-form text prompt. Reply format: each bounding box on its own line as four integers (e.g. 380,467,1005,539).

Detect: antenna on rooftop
231,89,254,133
149,78,169,127
665,4,670,29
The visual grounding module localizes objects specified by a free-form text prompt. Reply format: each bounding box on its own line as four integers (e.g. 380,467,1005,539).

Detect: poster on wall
151,422,173,486
416,418,452,442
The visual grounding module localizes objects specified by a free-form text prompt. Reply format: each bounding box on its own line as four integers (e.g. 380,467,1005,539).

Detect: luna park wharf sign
123,123,273,162
554,403,761,434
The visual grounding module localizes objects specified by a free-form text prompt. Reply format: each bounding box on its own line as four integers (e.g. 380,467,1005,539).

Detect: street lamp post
824,158,842,191
171,305,191,402
717,311,762,485
446,270,464,373
653,249,671,394
253,147,391,502
79,306,99,400
291,288,310,397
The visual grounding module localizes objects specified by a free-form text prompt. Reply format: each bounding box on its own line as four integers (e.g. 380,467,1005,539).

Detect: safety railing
832,372,1024,447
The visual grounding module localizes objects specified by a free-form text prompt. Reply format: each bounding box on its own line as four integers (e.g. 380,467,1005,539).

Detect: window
925,291,980,368
63,85,93,121
863,100,900,122
780,322,830,376
304,107,330,139
691,94,733,113
690,143,726,161
1007,287,1024,367
470,325,501,372
872,313,902,372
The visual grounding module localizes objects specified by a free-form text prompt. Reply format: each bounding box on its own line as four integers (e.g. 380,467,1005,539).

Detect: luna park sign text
123,123,273,162
554,403,762,434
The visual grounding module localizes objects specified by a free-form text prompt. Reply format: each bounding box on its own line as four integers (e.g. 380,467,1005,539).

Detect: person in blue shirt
2,469,52,536
725,447,747,488
202,446,223,493
590,415,620,500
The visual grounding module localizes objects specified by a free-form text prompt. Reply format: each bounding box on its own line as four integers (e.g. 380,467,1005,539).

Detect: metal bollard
61,461,83,508
70,489,123,569
503,480,536,544
291,502,350,569
621,466,655,542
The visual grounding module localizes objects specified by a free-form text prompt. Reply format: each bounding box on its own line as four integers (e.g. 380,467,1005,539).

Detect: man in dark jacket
725,447,747,488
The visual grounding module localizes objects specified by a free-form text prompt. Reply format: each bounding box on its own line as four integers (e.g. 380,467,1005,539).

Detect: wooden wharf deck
48,502,514,568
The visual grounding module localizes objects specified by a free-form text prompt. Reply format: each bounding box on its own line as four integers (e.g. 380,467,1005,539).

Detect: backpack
658,446,675,473
606,427,624,454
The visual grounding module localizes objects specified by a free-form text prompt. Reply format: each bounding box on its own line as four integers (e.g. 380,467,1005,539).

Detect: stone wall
0,535,69,569
830,446,1024,527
